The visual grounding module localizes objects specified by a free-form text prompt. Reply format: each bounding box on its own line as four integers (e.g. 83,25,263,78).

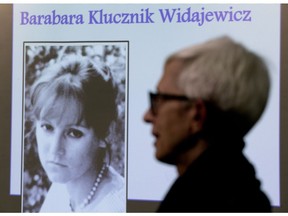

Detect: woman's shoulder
102,165,125,198
87,165,126,212
106,165,125,189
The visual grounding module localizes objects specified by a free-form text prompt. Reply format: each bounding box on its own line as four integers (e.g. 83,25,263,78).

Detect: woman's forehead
39,96,85,126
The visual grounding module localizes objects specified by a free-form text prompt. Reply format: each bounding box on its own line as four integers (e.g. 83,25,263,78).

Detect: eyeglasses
149,91,193,115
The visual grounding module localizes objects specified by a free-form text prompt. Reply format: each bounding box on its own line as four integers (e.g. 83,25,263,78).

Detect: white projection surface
11,4,280,207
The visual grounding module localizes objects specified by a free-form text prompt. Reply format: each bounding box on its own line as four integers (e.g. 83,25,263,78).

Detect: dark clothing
157,138,271,212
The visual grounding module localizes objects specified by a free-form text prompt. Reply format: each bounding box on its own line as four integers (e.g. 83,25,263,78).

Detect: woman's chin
46,172,70,183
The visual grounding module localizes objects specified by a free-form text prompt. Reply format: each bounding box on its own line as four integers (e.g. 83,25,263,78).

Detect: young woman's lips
47,161,67,167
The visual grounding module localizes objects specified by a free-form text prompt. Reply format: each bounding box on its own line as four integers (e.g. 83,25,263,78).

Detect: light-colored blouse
40,166,126,212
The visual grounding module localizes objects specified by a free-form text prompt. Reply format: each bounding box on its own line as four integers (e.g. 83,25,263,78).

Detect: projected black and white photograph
22,42,127,212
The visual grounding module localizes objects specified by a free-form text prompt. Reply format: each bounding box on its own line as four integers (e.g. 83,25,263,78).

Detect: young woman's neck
66,165,99,210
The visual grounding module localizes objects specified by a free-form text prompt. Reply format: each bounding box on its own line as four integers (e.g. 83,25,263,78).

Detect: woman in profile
29,53,125,212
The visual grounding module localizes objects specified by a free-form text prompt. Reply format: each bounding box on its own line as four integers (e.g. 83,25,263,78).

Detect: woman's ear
189,99,207,134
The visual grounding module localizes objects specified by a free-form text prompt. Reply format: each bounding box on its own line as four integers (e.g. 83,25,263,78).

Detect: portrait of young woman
22,43,127,212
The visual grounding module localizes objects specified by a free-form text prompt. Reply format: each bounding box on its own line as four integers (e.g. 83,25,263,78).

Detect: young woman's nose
49,132,65,155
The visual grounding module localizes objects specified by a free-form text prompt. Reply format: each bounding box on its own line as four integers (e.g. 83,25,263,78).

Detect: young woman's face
35,111,99,184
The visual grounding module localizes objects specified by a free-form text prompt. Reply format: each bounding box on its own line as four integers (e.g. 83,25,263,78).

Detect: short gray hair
167,36,270,135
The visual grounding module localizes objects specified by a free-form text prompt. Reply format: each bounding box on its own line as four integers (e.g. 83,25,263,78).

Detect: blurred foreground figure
144,36,271,212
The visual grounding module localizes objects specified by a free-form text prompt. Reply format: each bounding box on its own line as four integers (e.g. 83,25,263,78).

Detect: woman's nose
49,132,65,155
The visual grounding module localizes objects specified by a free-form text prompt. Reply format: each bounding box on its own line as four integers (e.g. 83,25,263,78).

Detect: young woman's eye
68,129,84,138
41,124,54,132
